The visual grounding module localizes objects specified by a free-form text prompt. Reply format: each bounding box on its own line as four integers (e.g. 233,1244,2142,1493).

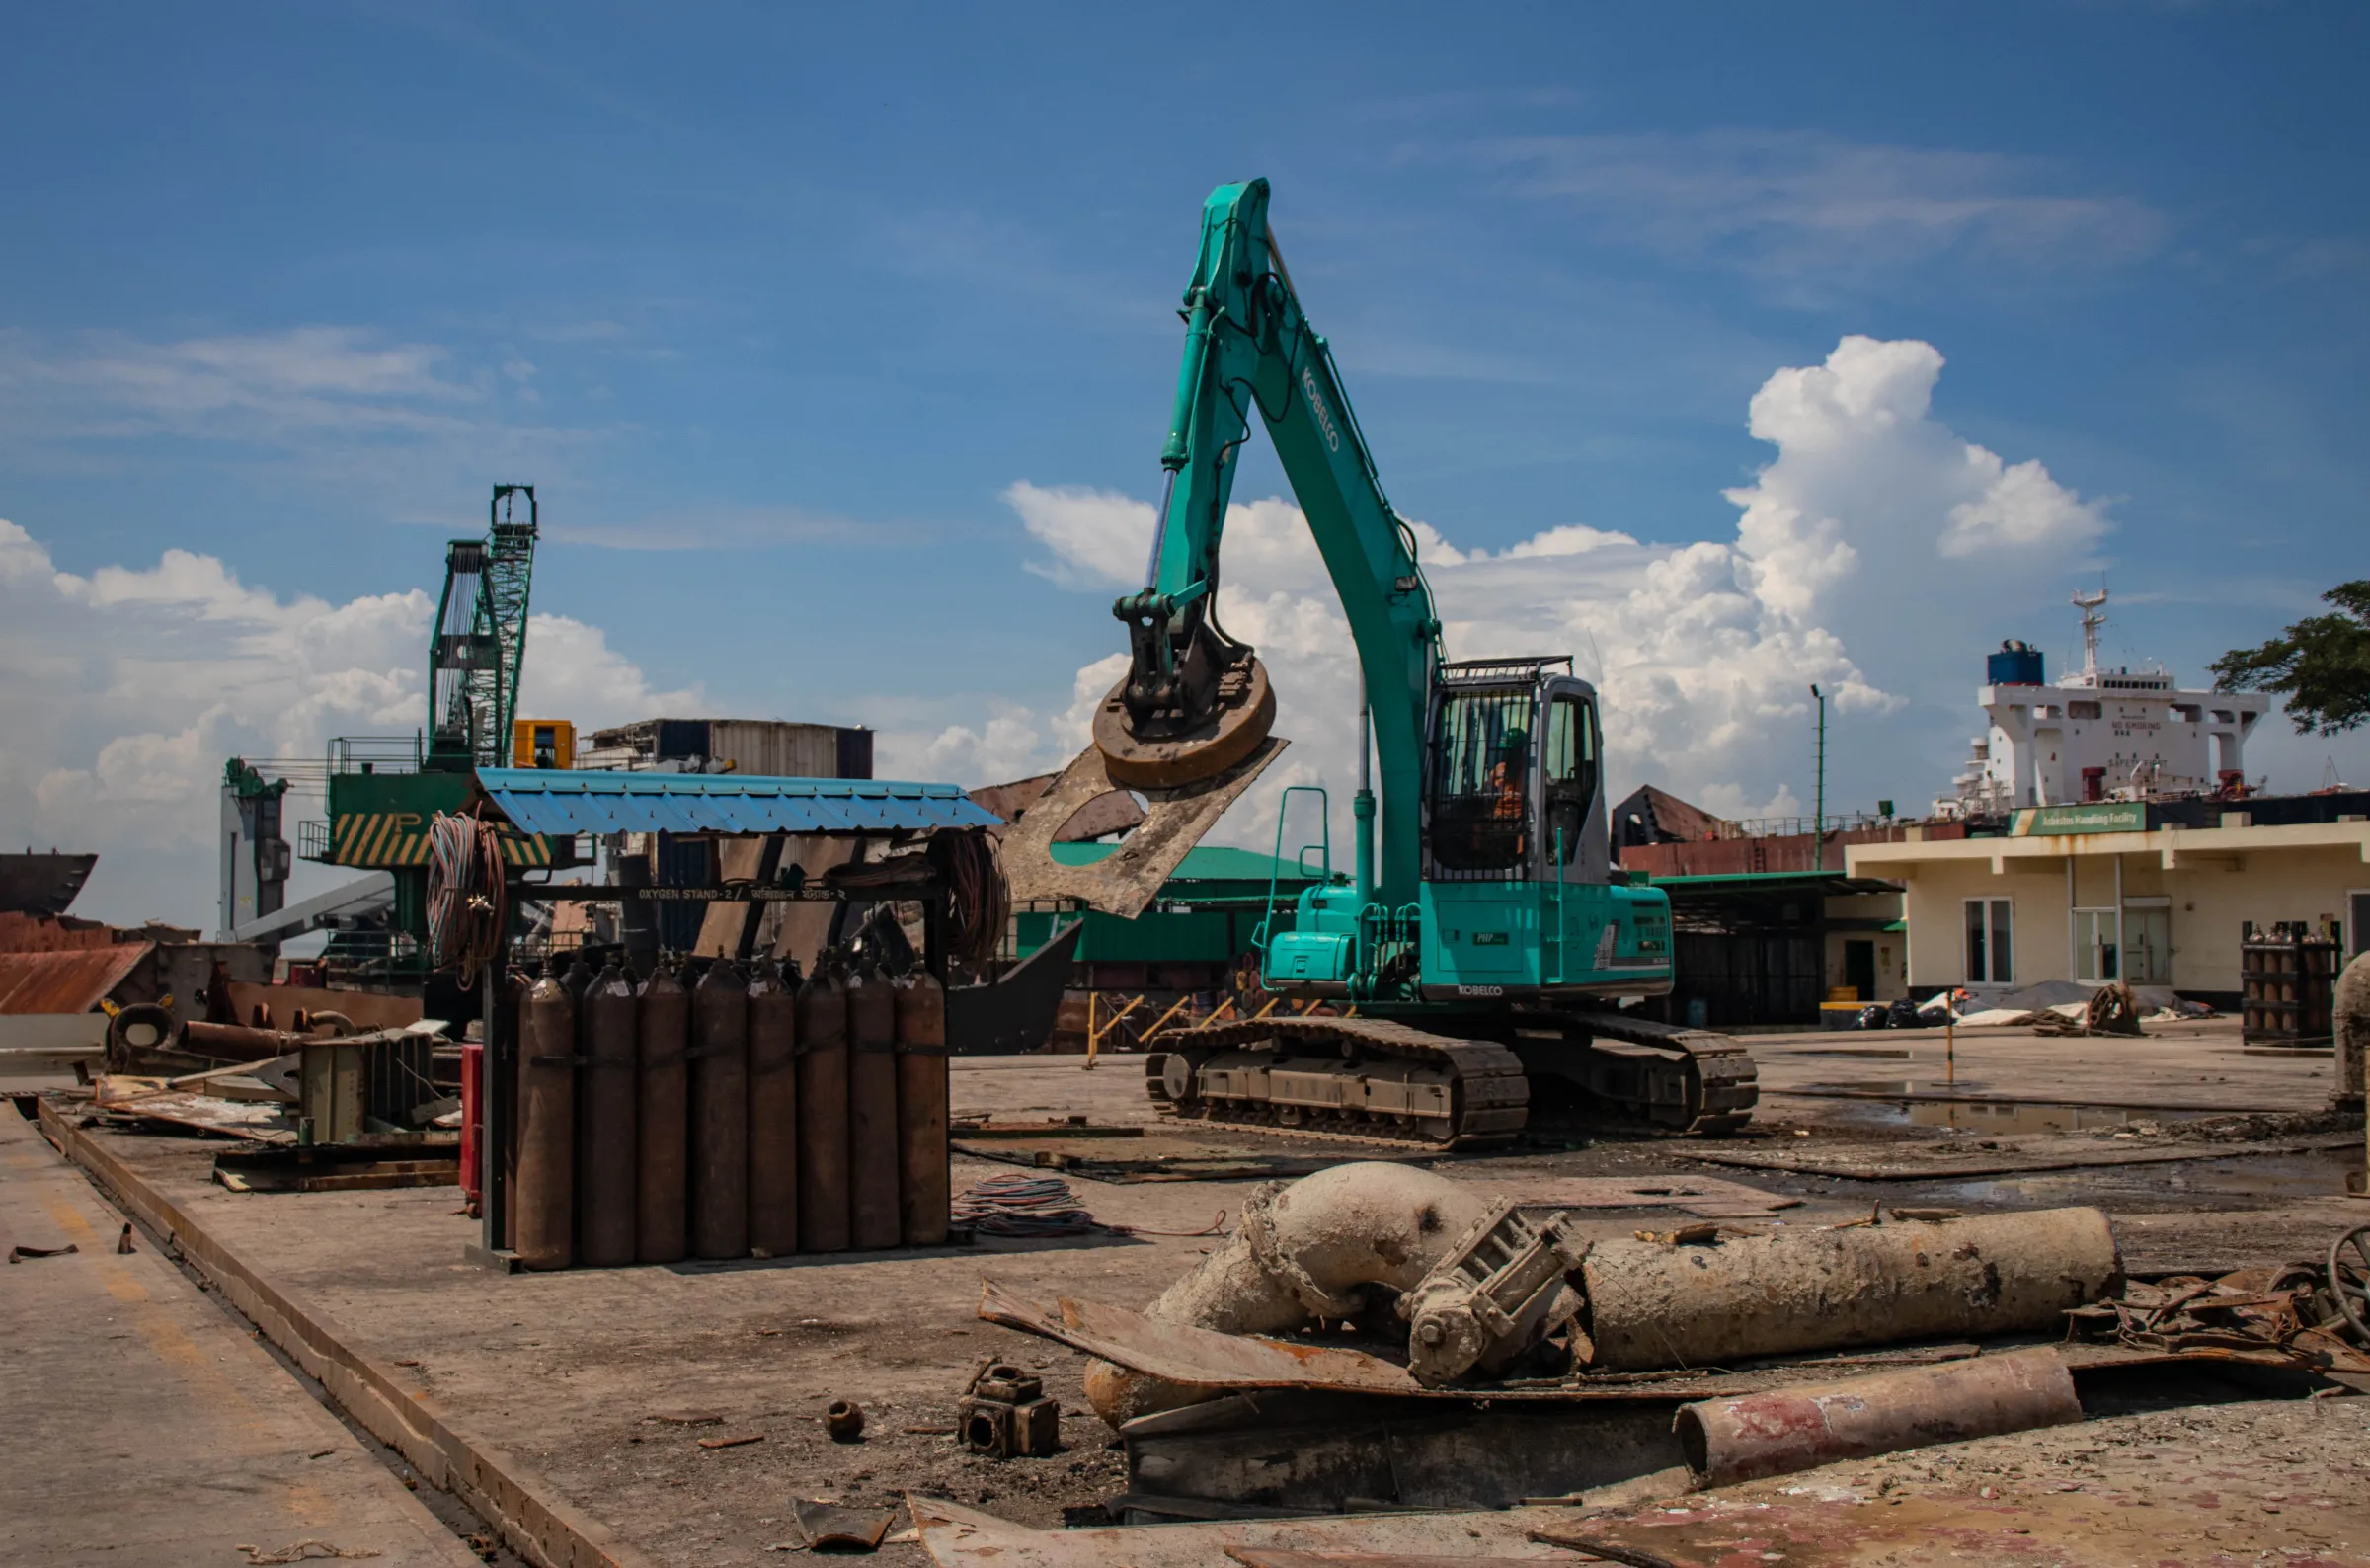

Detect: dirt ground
16,1019,2370,1566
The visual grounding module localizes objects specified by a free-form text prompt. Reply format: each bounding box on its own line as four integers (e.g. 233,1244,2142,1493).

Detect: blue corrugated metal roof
474,769,1001,836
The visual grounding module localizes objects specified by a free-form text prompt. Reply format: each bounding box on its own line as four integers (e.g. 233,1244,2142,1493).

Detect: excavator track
1531,1009,1760,1137
1145,1016,1529,1150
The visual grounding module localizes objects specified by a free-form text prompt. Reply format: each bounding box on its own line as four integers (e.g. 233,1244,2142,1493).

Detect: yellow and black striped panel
330,814,556,869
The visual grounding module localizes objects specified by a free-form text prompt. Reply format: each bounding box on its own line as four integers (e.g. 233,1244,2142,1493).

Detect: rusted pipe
1083,1162,1494,1426
1676,1347,2083,1488
1582,1208,2122,1372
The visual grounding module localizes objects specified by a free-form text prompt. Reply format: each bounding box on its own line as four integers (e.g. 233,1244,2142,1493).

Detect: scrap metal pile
973,1163,2370,1524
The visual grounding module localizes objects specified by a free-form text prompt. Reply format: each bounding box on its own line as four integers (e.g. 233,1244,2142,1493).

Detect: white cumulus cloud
927,335,2111,852
0,520,698,926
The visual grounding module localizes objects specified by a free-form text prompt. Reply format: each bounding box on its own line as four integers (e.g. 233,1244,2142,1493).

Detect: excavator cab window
1541,694,1598,867
1426,687,1536,878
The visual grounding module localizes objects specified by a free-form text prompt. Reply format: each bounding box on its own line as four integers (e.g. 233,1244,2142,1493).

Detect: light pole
1809,683,1827,872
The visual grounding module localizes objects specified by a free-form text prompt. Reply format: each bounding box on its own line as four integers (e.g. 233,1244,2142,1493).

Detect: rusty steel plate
998,735,1287,919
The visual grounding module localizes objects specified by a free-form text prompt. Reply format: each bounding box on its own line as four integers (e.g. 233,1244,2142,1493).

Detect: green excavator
1012,178,1757,1144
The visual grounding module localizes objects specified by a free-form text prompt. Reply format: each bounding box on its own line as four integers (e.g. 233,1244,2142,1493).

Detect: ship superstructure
1935,590,2270,817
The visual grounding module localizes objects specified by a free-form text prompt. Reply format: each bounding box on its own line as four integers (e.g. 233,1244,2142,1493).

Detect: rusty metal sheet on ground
1532,1484,2366,1566
908,1496,1584,1568
999,737,1287,919
793,1498,895,1550
978,1280,1423,1395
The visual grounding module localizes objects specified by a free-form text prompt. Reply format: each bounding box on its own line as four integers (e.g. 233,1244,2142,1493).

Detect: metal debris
826,1399,867,1442
957,1362,1062,1458
792,1498,895,1551
1673,1347,2083,1489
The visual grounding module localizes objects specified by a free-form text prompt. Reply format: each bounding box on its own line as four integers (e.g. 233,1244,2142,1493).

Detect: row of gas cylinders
510,952,948,1271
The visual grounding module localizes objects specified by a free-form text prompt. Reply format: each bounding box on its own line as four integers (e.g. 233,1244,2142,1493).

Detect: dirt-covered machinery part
1145,1015,1528,1147
1509,1009,1759,1136
1081,1162,1497,1427
1401,1200,1588,1386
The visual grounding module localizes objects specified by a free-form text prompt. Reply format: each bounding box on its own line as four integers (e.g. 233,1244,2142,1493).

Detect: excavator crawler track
1145,1015,1528,1149
1536,1010,1759,1137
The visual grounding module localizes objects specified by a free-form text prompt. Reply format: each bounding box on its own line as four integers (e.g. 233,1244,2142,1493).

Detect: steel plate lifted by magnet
1001,735,1288,920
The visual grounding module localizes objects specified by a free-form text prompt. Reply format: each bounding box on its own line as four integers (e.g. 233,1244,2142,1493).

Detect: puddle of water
1908,1100,2168,1135
1935,1148,2360,1208
1793,1085,2208,1135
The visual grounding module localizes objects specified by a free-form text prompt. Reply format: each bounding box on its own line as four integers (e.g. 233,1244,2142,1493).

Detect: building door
2124,908,2171,984
2074,908,2121,982
1844,940,1876,1001
2351,891,2369,959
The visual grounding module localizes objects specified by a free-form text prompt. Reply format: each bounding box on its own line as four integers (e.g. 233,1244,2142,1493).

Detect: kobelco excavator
1003,178,1757,1144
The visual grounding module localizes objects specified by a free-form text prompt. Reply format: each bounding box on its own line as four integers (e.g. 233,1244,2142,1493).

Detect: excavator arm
1107,178,1442,906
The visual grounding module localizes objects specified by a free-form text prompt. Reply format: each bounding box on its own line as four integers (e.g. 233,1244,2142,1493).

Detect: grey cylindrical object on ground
635,961,689,1265
577,958,639,1267
747,958,798,1258
846,960,902,1251
1676,1346,2084,1488
795,963,851,1252
689,959,750,1260
1582,1208,2122,1372
894,967,950,1247
515,967,577,1272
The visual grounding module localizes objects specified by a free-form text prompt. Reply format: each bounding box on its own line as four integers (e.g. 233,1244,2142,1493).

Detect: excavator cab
1418,659,1670,1000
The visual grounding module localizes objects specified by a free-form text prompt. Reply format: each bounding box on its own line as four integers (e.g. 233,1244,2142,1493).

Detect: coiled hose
426,811,508,985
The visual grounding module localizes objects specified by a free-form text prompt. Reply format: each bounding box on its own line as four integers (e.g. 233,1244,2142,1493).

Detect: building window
1964,899,2014,984
2074,908,2120,982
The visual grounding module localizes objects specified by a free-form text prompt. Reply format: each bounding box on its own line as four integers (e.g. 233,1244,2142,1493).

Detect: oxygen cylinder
577,957,639,1267
561,948,595,1009
747,958,799,1258
794,962,850,1252
689,959,750,1260
515,962,577,1271
894,966,950,1247
636,959,690,1265
846,958,902,1251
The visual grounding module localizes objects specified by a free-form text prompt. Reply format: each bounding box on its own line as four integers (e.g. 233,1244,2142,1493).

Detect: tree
2211,581,2370,735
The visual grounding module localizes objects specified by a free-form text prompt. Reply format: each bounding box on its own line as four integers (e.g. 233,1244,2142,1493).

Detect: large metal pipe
576,958,639,1267
514,964,576,1271
689,959,750,1260
846,959,902,1251
795,962,851,1252
1581,1208,2122,1372
1675,1347,2084,1488
747,957,799,1258
894,967,949,1247
635,960,689,1265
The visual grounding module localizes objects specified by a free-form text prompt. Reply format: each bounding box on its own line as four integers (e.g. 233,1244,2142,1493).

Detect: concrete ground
0,1104,483,1568
11,1020,2370,1566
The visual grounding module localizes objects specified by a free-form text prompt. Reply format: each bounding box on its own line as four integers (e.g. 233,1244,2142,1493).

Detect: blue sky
2,4,2364,923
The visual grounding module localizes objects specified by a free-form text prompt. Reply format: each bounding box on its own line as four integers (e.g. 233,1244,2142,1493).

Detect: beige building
1847,804,2370,999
